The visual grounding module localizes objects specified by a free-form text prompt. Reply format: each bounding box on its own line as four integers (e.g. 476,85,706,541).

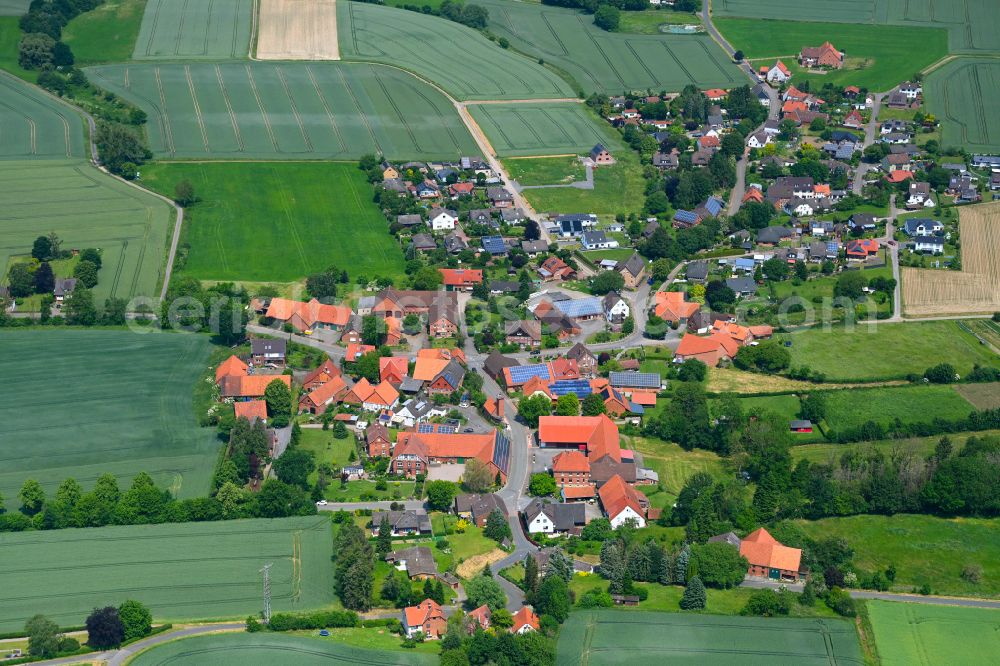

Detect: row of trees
0,471,315,533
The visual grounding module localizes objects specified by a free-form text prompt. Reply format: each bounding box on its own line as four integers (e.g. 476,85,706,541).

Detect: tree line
0,470,315,534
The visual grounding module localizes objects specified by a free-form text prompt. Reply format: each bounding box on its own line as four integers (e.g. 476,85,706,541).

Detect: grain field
903,201,1000,316
257,0,339,60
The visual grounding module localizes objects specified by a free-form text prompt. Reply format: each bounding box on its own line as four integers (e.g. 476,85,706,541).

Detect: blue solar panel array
507,364,551,384
417,423,457,434
550,380,593,398
674,210,699,225
609,371,661,388
492,431,511,474
553,297,603,318
481,236,507,254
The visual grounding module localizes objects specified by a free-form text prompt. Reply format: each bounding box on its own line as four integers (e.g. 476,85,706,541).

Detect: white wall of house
609,506,646,529
605,299,630,322
432,214,457,231
527,512,554,534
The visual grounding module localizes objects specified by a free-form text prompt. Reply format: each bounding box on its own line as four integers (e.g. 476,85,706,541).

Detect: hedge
267,610,360,632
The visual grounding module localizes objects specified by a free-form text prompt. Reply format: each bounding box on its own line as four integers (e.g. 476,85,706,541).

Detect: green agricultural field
337,1,572,101
133,0,253,60
480,0,745,94
925,57,1000,153
517,152,647,215
823,384,976,431
469,102,620,158
868,601,1000,666
0,160,172,303
0,0,28,16
139,162,405,283
130,633,437,666
0,517,334,633
86,62,479,160
712,0,1000,54
0,330,220,502
557,610,863,665
0,73,85,158
0,17,31,81
713,18,947,91
505,156,586,186
781,320,1000,381
795,514,1000,597
63,0,147,64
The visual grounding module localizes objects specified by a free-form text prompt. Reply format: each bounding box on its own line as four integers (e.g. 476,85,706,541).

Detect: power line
260,563,273,624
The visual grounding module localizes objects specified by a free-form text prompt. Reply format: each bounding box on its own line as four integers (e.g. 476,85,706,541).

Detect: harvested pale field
257,0,339,61
902,201,1000,316
455,549,506,579
954,383,1000,410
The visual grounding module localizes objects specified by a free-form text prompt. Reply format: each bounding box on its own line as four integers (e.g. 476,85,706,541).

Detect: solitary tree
484,509,511,543
118,600,152,642
376,516,393,556
174,179,196,207
679,576,706,610
425,480,458,512
264,379,292,427
85,607,125,649
25,615,61,659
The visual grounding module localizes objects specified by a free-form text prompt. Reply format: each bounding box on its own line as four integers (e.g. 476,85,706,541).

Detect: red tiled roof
598,474,647,521
301,376,348,408
743,188,764,203
234,400,267,422
417,347,466,364
629,390,658,406
223,374,291,398
562,485,596,499
266,298,351,329
511,606,540,633
345,344,375,361
413,357,450,381
552,450,590,473
302,359,341,387
740,528,802,572
885,170,914,183
380,356,409,383
654,291,700,322
538,414,620,462
216,355,248,383
439,268,483,287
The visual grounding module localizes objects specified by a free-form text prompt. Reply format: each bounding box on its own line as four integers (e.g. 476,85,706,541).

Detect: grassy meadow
791,430,1000,465
139,162,406,284
0,517,334,632
505,156,586,186
796,514,1000,598
714,18,947,91
63,0,147,64
518,152,647,215
782,320,1000,381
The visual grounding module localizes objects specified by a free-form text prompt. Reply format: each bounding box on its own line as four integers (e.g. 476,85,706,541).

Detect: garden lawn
867,601,1000,666
298,428,357,486
0,330,220,502
505,156,585,185
139,162,405,284
822,384,976,431
714,18,947,91
518,153,647,216
0,517,335,632
295,628,440,655
781,320,1000,381
795,514,1000,597
129,632,437,665
63,0,147,64
323,479,416,503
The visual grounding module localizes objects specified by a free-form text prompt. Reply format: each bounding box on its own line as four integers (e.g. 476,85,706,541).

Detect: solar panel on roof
417,423,435,433
550,380,593,398
507,364,551,384
553,298,603,318
438,425,457,434
492,431,511,474
609,371,661,388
